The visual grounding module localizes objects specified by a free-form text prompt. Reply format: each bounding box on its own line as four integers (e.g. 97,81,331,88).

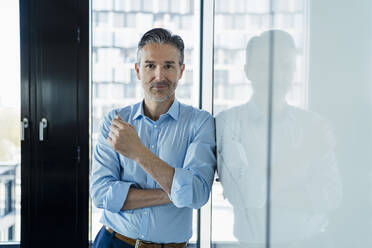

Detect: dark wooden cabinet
20,0,89,247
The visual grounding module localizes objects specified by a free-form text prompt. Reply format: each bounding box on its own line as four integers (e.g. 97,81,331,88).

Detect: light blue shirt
90,99,216,243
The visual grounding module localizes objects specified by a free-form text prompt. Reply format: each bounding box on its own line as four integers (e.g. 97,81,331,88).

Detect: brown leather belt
104,226,187,248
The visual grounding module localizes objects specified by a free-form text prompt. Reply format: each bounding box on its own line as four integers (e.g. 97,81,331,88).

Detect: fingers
112,115,132,129
112,115,136,131
109,125,119,135
111,119,127,129
106,136,114,146
108,116,133,139
108,130,116,140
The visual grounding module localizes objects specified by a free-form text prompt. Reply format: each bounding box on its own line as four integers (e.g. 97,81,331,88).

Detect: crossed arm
107,115,176,210
122,188,171,210
90,111,216,212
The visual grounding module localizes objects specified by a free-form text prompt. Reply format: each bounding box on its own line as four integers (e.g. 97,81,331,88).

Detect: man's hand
107,115,146,162
108,115,175,195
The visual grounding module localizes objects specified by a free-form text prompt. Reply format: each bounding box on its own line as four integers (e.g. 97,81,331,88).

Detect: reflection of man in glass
216,30,342,248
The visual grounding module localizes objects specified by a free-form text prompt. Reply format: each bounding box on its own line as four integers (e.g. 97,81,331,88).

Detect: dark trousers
93,226,135,248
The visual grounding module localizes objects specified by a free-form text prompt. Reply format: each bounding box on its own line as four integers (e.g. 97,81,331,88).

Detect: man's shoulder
286,105,326,126
177,101,215,139
215,103,248,122
178,101,213,122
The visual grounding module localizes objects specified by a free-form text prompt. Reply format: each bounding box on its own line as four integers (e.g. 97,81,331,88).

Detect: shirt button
144,211,148,214
154,125,157,128
141,234,144,238
151,145,154,149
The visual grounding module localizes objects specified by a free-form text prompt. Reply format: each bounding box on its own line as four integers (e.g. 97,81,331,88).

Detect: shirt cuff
169,168,193,208
103,181,134,213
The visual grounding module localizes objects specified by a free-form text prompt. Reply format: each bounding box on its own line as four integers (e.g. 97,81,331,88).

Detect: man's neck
143,97,175,121
252,93,287,115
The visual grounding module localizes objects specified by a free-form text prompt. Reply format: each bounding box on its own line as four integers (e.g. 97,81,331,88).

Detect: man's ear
134,63,141,80
178,64,185,80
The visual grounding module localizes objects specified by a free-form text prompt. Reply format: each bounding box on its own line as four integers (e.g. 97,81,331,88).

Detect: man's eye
146,64,155,69
165,64,173,69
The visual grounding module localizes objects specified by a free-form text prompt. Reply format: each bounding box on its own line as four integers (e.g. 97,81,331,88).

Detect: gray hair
245,29,296,66
136,28,185,66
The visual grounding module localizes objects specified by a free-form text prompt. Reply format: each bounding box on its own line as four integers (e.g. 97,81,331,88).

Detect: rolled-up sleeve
303,120,343,212
169,114,216,209
90,110,134,213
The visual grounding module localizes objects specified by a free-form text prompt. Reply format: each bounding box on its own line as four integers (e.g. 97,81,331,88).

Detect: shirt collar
246,99,292,122
132,99,180,121
166,99,180,120
246,100,263,121
133,101,145,120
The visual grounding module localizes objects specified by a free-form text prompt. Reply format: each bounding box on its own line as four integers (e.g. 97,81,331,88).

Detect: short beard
145,81,178,102
145,91,173,102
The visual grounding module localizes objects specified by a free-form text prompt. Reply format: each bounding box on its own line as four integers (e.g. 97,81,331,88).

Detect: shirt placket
138,120,160,241
147,121,160,186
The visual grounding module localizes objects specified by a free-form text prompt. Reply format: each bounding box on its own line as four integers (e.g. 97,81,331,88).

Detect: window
114,0,125,11
96,12,110,27
126,13,137,28
111,83,125,99
124,84,136,98
113,13,125,28
142,0,154,12
128,0,141,11
212,0,309,246
214,70,228,85
114,66,131,83
0,0,20,244
170,1,181,13
8,226,14,241
93,30,113,47
158,0,169,12
5,181,13,214
93,0,113,11
181,15,193,30
94,83,109,99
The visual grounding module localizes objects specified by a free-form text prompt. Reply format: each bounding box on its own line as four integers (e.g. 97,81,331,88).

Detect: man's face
135,43,185,103
245,42,296,99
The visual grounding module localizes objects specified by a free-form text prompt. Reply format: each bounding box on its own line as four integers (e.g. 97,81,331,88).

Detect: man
90,28,216,248
216,30,342,248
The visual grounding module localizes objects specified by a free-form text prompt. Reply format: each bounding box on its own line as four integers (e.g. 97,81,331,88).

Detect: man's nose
154,66,166,81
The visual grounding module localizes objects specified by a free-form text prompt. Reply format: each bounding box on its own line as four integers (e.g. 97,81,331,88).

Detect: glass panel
0,0,21,243
90,0,200,243
214,0,372,247
300,1,372,247
213,0,309,246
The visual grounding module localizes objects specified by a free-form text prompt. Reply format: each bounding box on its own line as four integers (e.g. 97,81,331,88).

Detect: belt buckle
136,239,156,248
135,239,141,248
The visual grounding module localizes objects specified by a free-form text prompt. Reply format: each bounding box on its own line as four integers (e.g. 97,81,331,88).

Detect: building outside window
0,0,21,243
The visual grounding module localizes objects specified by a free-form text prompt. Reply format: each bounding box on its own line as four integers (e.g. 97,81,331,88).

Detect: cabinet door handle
21,118,29,141
39,118,48,141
